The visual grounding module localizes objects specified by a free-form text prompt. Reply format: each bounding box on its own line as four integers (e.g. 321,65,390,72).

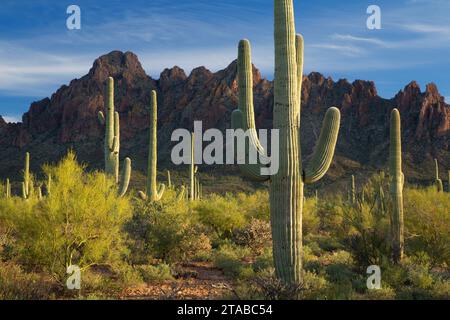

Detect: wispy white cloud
2,115,21,123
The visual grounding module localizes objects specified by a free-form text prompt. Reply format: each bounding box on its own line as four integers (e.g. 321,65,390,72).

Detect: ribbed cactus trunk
105,77,117,177
389,109,404,264
98,77,131,197
232,0,341,284
139,91,165,201
270,0,304,284
434,159,443,192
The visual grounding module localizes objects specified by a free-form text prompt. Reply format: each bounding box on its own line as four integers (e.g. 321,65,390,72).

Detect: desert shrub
0,261,55,299
252,247,274,272
404,187,450,266
303,197,320,234
338,201,391,268
128,190,212,264
235,191,270,221
0,152,132,285
137,264,174,282
232,218,272,255
194,194,246,239
213,241,253,279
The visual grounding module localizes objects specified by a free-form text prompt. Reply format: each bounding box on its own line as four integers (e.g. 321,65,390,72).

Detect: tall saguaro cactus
139,90,165,201
434,159,443,192
98,77,131,197
389,108,404,264
231,0,341,284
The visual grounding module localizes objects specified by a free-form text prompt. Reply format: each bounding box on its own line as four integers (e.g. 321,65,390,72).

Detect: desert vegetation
0,0,448,300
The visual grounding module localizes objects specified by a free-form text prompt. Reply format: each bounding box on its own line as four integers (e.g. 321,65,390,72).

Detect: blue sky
1,0,450,122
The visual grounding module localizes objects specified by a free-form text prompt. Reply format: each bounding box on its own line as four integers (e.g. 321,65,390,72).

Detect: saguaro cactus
350,175,356,205
22,152,32,199
434,159,443,192
98,77,131,197
167,170,172,189
5,178,11,198
189,133,199,201
389,108,404,264
139,90,165,201
231,0,341,284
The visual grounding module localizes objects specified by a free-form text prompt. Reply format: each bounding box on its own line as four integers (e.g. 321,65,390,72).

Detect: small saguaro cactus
46,174,52,196
389,108,404,264
231,0,341,284
167,170,172,189
139,90,165,202
22,152,32,199
5,178,11,198
98,77,131,197
434,159,443,192
189,133,199,202
350,175,356,205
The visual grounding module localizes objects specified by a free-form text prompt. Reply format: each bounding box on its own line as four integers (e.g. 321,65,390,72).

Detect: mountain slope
0,50,448,191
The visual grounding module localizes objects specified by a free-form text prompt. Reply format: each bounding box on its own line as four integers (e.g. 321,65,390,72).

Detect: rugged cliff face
0,50,448,187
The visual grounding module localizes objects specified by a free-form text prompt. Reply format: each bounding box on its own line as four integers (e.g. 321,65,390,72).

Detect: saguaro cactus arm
118,158,131,197
303,107,341,184
231,40,270,182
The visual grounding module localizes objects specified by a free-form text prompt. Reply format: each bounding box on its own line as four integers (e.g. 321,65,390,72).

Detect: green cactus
434,159,443,192
5,178,11,198
167,170,172,189
22,152,31,199
389,108,404,264
189,133,199,201
139,90,165,202
37,184,43,201
350,175,356,205
231,0,341,284
98,77,131,197
46,174,52,196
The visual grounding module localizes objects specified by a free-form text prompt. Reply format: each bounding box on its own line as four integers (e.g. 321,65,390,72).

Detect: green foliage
0,152,132,283
137,263,174,282
128,189,212,264
194,194,246,239
404,187,450,266
213,241,253,279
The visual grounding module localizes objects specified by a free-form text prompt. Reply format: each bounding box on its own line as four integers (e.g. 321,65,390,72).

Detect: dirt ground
120,262,234,300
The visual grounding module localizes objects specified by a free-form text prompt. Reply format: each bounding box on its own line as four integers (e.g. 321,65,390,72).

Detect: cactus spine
434,159,443,192
139,90,165,201
389,108,404,264
231,0,341,284
98,77,131,197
